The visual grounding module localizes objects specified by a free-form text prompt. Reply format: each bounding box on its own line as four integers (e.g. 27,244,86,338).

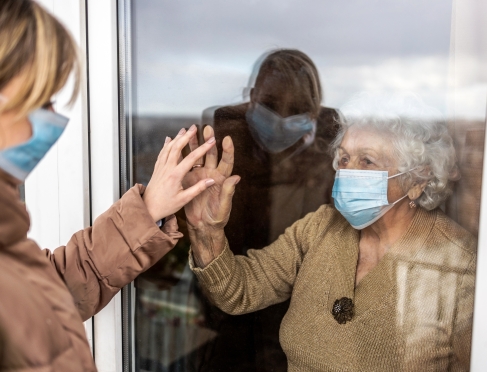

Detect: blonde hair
0,0,80,117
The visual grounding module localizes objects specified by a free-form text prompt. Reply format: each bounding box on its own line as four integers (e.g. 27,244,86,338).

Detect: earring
409,200,417,209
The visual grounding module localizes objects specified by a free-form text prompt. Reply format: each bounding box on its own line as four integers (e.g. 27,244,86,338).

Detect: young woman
0,1,216,370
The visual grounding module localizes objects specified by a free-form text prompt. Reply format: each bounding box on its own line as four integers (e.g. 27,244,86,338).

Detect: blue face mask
246,103,316,154
0,108,69,181
332,169,409,230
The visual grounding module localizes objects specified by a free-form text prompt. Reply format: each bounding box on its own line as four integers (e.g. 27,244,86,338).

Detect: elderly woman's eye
340,157,349,165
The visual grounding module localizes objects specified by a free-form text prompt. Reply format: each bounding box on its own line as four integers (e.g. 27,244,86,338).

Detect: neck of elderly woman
360,198,417,248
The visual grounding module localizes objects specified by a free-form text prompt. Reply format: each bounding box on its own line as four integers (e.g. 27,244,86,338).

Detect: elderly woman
183,93,476,371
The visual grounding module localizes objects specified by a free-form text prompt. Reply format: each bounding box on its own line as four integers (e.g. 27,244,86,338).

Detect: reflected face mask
332,169,408,230
246,102,315,154
0,108,69,181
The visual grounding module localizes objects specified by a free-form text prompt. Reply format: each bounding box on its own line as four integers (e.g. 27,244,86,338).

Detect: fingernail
165,136,171,143
207,136,216,144
178,128,186,135
189,124,197,132
235,177,241,185
205,179,215,187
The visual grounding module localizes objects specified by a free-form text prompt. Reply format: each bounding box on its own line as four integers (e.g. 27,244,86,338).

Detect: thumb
219,175,240,217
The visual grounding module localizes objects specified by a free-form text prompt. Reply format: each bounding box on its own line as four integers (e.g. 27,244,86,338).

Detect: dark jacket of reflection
215,102,339,252
195,102,339,372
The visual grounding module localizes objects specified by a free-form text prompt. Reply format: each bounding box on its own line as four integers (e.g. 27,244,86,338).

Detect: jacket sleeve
43,184,183,321
189,207,324,315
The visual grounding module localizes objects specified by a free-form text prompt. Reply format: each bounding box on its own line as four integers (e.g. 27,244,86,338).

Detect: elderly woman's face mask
332,169,410,229
332,127,414,229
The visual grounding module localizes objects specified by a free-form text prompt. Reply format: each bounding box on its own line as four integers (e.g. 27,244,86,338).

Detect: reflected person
184,93,476,371
200,49,339,370
212,49,339,252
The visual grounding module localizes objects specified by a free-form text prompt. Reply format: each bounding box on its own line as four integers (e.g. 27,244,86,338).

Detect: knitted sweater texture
190,205,476,372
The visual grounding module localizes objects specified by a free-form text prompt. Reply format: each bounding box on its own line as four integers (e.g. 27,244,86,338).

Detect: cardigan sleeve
43,184,183,321
189,206,327,315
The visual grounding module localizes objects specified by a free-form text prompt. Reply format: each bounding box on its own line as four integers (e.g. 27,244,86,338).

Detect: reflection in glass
124,0,485,371
200,49,339,371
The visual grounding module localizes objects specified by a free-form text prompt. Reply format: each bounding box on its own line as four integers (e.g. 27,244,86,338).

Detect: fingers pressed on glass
216,135,235,177
188,128,204,167
203,125,218,169
167,125,196,165
179,137,216,174
157,136,173,164
159,128,184,164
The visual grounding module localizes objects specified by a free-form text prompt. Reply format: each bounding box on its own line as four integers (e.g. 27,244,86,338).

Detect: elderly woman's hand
142,125,218,223
183,126,240,267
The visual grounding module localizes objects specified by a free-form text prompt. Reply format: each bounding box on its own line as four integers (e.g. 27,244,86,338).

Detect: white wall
27,0,92,352
29,0,93,349
26,0,90,248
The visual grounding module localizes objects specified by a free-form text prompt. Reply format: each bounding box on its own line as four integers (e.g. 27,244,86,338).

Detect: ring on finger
192,164,203,169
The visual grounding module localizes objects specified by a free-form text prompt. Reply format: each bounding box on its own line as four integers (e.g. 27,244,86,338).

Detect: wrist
188,226,226,268
142,193,161,222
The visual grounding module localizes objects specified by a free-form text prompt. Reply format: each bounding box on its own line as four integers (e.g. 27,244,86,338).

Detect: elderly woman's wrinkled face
337,127,406,203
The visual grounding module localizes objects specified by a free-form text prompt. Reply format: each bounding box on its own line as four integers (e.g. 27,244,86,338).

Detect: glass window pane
123,1,486,371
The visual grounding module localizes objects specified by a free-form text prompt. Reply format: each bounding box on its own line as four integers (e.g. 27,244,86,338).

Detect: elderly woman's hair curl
331,92,460,210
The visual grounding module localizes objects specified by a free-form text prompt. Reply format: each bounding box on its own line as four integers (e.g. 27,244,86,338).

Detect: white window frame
86,0,123,371
25,0,487,371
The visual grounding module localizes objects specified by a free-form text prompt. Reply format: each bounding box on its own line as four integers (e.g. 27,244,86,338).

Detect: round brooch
331,297,354,324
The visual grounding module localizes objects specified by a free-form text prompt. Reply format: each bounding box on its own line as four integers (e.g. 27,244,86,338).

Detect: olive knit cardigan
190,205,476,372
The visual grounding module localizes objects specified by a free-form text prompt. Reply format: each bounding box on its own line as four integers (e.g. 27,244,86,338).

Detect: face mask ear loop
388,167,419,180
391,193,408,206
388,171,407,179
388,168,419,205
388,168,414,205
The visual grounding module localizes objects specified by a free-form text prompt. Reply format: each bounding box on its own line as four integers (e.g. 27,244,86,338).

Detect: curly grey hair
330,92,460,210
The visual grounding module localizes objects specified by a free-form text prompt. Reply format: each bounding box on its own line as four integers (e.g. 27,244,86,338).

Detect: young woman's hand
142,124,217,222
182,125,240,267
